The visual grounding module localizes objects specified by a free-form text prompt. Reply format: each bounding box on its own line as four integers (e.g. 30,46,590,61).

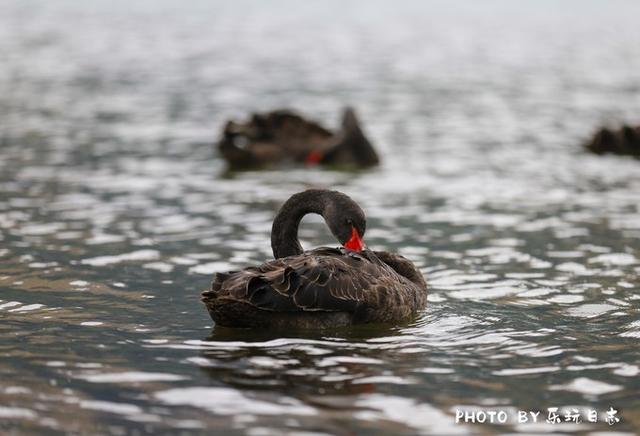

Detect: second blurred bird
216,107,379,170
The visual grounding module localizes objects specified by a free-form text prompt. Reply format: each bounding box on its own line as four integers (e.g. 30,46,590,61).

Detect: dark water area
1,0,640,434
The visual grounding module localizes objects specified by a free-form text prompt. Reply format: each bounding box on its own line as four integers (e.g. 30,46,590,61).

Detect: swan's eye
346,219,353,226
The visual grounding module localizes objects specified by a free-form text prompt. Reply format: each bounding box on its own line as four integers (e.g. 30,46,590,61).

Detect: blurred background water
1,0,639,434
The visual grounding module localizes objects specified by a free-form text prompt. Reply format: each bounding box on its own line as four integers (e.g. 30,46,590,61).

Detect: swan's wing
371,250,427,289
203,248,394,314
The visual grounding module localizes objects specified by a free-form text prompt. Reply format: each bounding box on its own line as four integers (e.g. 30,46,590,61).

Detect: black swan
217,107,380,169
585,124,640,157
202,189,427,329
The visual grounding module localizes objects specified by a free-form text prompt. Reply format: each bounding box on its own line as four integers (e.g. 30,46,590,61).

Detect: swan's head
323,192,367,252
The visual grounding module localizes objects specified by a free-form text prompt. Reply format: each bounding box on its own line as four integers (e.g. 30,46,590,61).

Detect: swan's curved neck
271,190,327,259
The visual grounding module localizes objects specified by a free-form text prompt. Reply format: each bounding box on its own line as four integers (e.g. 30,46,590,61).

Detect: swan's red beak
305,150,323,165
344,227,365,251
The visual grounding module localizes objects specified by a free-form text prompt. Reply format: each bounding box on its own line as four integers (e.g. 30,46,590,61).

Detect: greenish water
1,1,639,434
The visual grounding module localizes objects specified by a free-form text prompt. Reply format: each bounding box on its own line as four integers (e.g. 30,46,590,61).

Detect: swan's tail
322,107,379,167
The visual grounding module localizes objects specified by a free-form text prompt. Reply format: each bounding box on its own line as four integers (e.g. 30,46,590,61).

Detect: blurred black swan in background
585,124,640,157
202,189,427,329
217,107,379,169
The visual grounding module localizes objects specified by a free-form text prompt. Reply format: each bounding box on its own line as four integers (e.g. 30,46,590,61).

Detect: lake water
1,1,639,434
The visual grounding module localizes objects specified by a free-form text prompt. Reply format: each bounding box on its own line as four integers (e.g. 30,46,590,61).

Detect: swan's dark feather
217,108,379,169
202,247,427,328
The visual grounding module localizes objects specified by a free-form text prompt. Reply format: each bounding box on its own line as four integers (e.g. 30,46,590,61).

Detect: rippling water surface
1,1,640,434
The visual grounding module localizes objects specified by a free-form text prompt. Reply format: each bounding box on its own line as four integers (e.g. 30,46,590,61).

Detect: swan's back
202,247,427,328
